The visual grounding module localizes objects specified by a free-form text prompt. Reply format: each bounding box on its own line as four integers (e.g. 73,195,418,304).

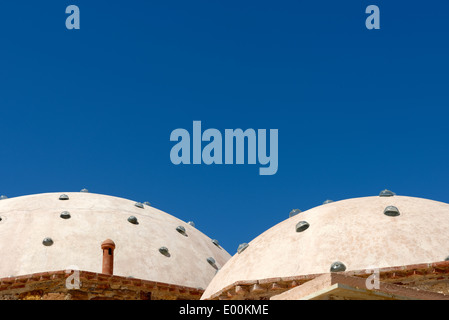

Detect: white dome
202,195,449,299
0,192,231,290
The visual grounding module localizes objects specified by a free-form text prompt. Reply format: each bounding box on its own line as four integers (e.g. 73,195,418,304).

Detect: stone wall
0,270,203,300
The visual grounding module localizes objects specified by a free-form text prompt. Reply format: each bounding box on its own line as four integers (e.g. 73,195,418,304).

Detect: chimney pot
101,239,116,275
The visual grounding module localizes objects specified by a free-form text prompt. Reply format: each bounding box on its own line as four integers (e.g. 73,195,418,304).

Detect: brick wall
0,270,203,300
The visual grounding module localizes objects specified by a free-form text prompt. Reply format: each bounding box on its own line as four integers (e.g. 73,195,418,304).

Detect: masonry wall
0,270,203,300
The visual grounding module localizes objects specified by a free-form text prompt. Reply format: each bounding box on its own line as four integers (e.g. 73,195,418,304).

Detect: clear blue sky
0,1,448,253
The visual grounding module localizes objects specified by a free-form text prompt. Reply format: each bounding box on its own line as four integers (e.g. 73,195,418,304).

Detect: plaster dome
0,192,231,290
202,193,449,299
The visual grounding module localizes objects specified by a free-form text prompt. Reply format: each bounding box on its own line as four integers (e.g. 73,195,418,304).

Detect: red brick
1,277,15,285
10,283,26,290
95,284,110,290
131,279,142,287
155,281,170,288
81,272,97,280
30,274,41,281
39,273,52,281
15,275,30,283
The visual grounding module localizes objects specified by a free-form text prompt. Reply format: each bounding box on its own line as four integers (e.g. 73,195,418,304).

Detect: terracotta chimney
101,239,116,275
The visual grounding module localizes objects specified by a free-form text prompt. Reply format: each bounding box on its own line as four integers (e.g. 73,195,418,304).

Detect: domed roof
0,192,231,289
202,194,449,299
